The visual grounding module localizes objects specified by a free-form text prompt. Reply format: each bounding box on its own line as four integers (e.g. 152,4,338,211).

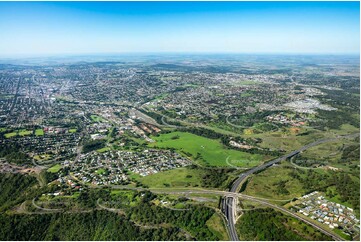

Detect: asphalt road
238,194,344,241
106,132,357,241
224,133,358,241
146,188,344,241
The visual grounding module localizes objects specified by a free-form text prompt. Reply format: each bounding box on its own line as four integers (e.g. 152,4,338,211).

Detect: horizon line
0,51,360,60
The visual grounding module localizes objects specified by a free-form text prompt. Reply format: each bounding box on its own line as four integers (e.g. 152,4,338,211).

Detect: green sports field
47,164,62,173
4,132,17,138
96,168,106,175
18,129,32,136
35,129,44,136
150,131,267,167
4,129,33,138
68,128,77,133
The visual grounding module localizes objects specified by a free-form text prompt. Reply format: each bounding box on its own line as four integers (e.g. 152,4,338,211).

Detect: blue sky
0,1,359,56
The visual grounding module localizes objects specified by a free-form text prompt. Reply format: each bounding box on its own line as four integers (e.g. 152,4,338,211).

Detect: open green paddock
149,131,266,167
246,124,359,153
4,132,17,138
4,128,45,138
135,167,203,188
4,129,32,138
18,129,33,136
243,164,306,200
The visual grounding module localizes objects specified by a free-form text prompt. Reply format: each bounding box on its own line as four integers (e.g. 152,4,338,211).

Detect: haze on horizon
0,1,359,57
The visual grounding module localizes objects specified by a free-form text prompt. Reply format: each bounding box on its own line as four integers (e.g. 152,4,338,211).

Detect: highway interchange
108,133,358,241
90,133,358,241
223,133,358,241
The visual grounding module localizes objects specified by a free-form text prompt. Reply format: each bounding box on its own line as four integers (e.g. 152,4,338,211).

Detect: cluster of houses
57,176,84,191
284,98,337,114
88,122,110,140
266,113,307,127
297,191,359,235
43,126,75,134
229,140,253,150
0,129,80,159
143,70,336,128
0,75,54,126
64,149,191,186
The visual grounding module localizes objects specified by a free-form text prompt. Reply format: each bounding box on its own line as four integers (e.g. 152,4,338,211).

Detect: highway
107,132,357,240
238,194,344,241
224,133,358,241
144,188,344,241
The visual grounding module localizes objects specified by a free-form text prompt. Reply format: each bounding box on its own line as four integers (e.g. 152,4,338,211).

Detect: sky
0,1,359,56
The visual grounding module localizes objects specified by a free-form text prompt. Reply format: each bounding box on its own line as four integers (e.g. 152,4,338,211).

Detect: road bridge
224,133,358,241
